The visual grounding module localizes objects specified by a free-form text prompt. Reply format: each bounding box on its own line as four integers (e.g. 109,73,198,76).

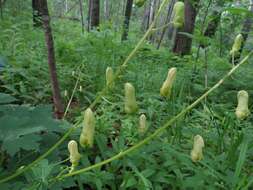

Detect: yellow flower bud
125,83,138,114
68,140,81,167
64,90,68,97
230,34,243,55
106,67,114,88
172,2,185,29
79,108,95,148
191,135,204,162
79,85,83,92
160,67,177,98
236,90,250,120
138,114,147,135
134,0,146,7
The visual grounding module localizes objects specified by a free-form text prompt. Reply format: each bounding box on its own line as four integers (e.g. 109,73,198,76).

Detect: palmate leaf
3,134,42,156
0,104,68,156
31,160,54,183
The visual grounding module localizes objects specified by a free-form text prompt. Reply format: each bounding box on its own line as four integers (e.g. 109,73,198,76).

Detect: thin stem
232,52,235,67
157,0,176,49
0,0,170,184
54,158,70,166
219,22,223,57
79,0,85,34
56,51,253,180
63,65,84,118
204,48,208,103
152,22,172,32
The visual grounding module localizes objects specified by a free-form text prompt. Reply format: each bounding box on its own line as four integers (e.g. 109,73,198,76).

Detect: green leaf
233,137,249,188
0,93,17,104
224,7,253,17
0,104,68,156
30,159,54,185
3,134,41,156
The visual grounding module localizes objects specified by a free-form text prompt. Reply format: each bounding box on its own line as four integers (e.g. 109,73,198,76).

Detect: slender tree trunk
167,0,178,40
121,0,133,41
231,0,253,63
32,0,43,27
122,0,127,13
150,0,160,43
79,0,85,33
141,2,151,31
87,0,92,31
104,0,109,20
40,0,64,119
149,0,155,24
65,0,68,13
146,0,157,42
0,0,5,19
173,0,200,55
148,0,156,41
141,0,153,32
90,0,100,29
157,0,176,49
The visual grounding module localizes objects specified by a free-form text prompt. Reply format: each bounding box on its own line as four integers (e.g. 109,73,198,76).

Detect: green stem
57,51,253,180
0,0,170,184
63,65,84,118
151,22,172,31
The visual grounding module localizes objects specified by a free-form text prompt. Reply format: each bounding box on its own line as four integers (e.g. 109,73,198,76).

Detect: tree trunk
79,0,85,33
40,0,64,119
87,0,92,32
149,0,156,24
90,0,100,30
65,0,68,13
150,0,159,43
141,1,151,31
104,0,109,20
173,0,200,55
148,0,156,40
231,0,253,64
0,0,6,19
157,0,176,49
167,0,178,40
121,0,133,41
32,0,43,27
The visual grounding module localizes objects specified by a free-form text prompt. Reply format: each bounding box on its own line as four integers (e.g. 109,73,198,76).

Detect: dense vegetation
0,0,253,189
